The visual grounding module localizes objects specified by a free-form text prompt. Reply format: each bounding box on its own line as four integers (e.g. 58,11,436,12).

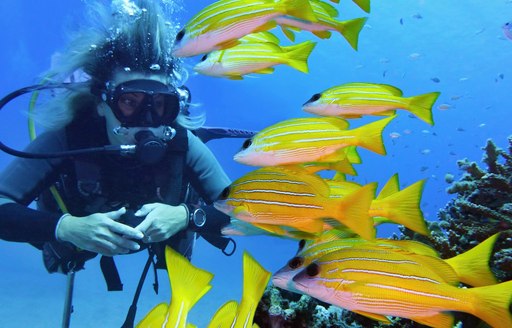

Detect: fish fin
280,26,297,42
252,223,288,236
186,324,197,328
253,21,278,34
335,17,368,50
469,280,512,328
376,173,400,199
411,253,460,285
222,219,269,236
371,216,393,226
411,312,454,328
285,41,316,73
407,91,440,125
351,310,391,324
345,146,362,164
290,219,324,234
207,300,238,328
329,0,340,3
227,75,245,80
335,182,377,240
340,114,363,119
319,157,357,176
280,0,317,22
254,67,275,75
136,302,168,327
312,30,332,39
314,0,339,17
332,172,346,181
444,233,500,287
215,39,241,51
320,116,351,130
371,179,429,236
352,0,371,13
373,109,396,116
252,324,260,328
166,246,213,326
233,205,252,217
350,116,394,155
236,252,271,327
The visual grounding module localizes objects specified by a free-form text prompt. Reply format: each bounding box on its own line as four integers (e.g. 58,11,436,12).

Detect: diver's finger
104,207,127,220
135,203,159,217
109,221,144,240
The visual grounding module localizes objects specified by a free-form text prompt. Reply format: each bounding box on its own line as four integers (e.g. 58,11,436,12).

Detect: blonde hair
33,0,204,130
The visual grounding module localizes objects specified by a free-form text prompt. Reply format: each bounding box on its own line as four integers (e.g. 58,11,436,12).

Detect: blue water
0,0,510,327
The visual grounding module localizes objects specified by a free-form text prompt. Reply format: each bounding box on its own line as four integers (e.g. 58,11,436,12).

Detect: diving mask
104,79,181,127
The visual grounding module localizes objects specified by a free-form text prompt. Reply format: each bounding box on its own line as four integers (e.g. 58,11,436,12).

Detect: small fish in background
302,82,439,125
437,103,452,111
194,39,316,79
412,13,423,19
275,0,368,50
399,18,404,25
409,52,421,60
389,131,401,139
431,77,441,83
234,116,394,167
291,236,511,328
502,21,512,40
172,0,317,57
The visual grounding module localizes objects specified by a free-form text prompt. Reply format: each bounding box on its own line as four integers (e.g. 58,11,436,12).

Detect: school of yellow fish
139,0,512,327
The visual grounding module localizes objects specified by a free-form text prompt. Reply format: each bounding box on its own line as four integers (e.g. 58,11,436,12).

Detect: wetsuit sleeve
184,131,231,204
0,130,67,242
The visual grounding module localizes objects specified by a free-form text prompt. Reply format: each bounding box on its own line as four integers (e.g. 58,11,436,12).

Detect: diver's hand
55,207,144,256
134,203,188,243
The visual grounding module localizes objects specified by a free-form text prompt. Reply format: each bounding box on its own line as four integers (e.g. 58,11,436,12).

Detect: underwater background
0,0,510,327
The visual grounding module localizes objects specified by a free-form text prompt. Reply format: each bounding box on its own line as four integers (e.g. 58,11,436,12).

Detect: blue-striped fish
172,0,317,57
194,40,316,79
234,116,394,167
276,0,367,50
291,245,511,328
214,166,377,240
302,82,440,125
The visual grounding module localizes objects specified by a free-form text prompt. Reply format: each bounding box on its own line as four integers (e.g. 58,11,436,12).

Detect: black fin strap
200,233,236,256
120,248,155,328
100,256,123,291
151,251,159,294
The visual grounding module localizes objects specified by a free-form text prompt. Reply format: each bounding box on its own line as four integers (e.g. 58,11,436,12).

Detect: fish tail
407,92,440,125
335,17,368,51
284,41,317,73
350,116,394,155
207,300,238,328
278,0,317,22
352,0,371,13
376,173,400,199
166,246,214,326
346,146,362,164
136,303,168,327
234,252,271,328
445,233,500,287
335,182,377,240
371,179,429,236
469,280,512,328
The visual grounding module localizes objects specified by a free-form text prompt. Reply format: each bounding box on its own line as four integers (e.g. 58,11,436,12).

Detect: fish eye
297,239,306,252
219,186,231,200
305,263,319,277
242,138,252,150
201,54,208,61
308,93,321,103
176,29,185,42
288,257,304,269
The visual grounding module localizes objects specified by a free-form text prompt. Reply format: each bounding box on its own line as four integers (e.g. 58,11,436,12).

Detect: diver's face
99,71,180,145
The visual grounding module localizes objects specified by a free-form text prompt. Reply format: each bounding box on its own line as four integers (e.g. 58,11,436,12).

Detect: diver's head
97,71,189,146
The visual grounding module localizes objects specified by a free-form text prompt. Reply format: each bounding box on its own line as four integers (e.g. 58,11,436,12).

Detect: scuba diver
0,1,253,326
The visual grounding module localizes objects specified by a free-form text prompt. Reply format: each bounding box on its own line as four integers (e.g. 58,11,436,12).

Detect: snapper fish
214,165,378,240
302,82,440,125
234,116,394,167
273,232,500,299
172,0,317,57
194,40,316,79
136,246,213,328
291,244,511,328
275,0,367,50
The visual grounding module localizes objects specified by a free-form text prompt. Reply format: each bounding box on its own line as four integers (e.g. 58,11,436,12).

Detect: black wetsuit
0,121,231,245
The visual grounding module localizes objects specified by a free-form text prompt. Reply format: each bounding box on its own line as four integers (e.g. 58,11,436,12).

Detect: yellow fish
173,0,316,57
291,244,511,328
273,232,500,302
208,252,270,328
194,40,316,79
234,116,394,167
276,0,367,50
214,166,377,240
328,174,429,236
302,82,440,125
136,247,213,328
